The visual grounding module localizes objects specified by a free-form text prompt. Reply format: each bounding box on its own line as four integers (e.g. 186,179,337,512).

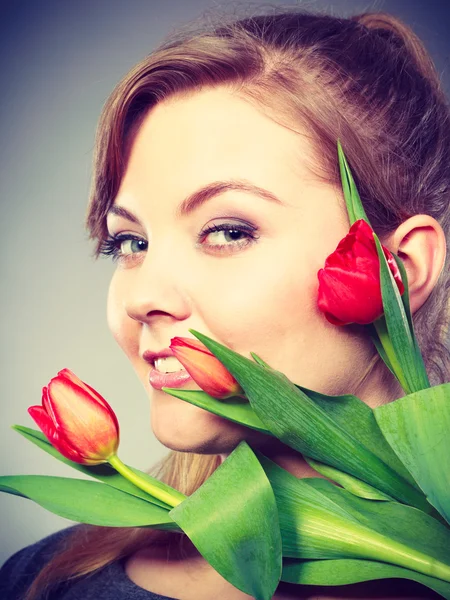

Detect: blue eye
99,233,148,262
99,221,259,263
198,222,259,252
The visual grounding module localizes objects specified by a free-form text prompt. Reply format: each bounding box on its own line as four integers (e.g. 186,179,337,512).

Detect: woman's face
106,86,376,454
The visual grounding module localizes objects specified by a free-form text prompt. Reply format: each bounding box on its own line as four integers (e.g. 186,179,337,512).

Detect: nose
122,249,192,325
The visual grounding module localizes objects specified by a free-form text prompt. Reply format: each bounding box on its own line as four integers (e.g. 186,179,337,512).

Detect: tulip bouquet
1,143,449,599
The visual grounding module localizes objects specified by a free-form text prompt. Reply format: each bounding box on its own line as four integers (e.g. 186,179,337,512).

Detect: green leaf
336,142,429,393
168,376,414,499
294,385,416,487
257,454,450,582
374,384,450,524
337,141,370,225
304,457,393,501
12,425,182,509
303,477,450,562
160,389,270,434
281,558,450,599
373,315,412,393
250,352,272,369
373,234,429,393
0,475,177,528
166,372,414,491
188,330,429,512
170,441,282,600
392,253,427,372
165,377,409,501
367,323,397,376
392,253,414,332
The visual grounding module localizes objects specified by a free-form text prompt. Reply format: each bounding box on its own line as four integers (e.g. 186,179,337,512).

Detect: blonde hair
26,6,450,598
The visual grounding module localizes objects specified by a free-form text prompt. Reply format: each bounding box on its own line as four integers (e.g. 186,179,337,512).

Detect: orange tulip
170,337,243,399
28,368,119,465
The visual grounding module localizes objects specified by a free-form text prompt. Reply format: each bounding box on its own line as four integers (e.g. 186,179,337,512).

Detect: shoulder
0,526,179,600
0,525,80,600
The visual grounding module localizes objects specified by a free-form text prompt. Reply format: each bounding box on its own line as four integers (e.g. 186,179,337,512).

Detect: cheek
196,241,321,353
191,234,360,394
106,272,139,361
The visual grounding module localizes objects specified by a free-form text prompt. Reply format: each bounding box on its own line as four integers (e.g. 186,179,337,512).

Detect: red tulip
317,219,404,326
170,337,243,399
28,368,119,465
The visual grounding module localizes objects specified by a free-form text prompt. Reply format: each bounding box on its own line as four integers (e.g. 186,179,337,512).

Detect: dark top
1,527,442,599
0,527,177,600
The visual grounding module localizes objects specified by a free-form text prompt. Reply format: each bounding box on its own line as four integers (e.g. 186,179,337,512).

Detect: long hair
26,6,450,598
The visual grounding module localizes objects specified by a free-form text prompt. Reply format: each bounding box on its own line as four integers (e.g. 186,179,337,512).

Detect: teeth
154,356,186,373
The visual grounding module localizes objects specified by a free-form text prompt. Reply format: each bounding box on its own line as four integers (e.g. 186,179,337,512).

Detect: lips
143,345,194,390
142,348,175,364
148,367,192,390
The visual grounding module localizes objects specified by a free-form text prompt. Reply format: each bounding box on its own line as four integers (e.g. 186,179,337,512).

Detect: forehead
115,87,320,206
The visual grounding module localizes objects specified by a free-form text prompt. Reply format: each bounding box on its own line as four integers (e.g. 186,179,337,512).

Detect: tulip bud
170,337,244,399
317,219,404,326
28,368,119,465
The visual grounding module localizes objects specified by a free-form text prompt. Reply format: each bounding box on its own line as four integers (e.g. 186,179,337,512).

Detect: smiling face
105,86,378,454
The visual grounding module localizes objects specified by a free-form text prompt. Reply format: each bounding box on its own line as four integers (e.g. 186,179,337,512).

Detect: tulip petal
317,220,404,326
382,246,405,294
171,337,242,399
46,376,119,460
41,386,57,425
172,337,213,356
57,369,119,431
28,406,57,441
318,267,384,325
28,405,86,463
59,369,110,408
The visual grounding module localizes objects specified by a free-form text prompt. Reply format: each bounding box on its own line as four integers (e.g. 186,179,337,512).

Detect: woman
1,7,449,600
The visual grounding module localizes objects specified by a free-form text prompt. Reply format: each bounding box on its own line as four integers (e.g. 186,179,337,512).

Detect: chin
152,431,235,454
150,390,269,454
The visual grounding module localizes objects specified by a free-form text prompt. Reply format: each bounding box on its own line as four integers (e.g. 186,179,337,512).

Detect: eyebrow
107,179,284,223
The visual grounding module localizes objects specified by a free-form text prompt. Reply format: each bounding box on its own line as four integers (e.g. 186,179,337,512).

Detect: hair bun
351,12,442,96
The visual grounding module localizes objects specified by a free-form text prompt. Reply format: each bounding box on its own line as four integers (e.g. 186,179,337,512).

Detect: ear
381,215,447,314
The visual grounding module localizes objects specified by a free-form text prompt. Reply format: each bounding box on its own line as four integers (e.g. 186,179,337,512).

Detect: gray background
1,0,449,563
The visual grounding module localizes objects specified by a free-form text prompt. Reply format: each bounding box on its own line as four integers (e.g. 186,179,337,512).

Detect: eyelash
196,222,259,252
98,234,148,263
99,222,259,262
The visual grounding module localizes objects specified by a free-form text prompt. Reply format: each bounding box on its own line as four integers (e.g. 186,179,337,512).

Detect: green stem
108,454,183,508
366,529,450,583
323,515,450,583
373,317,411,394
